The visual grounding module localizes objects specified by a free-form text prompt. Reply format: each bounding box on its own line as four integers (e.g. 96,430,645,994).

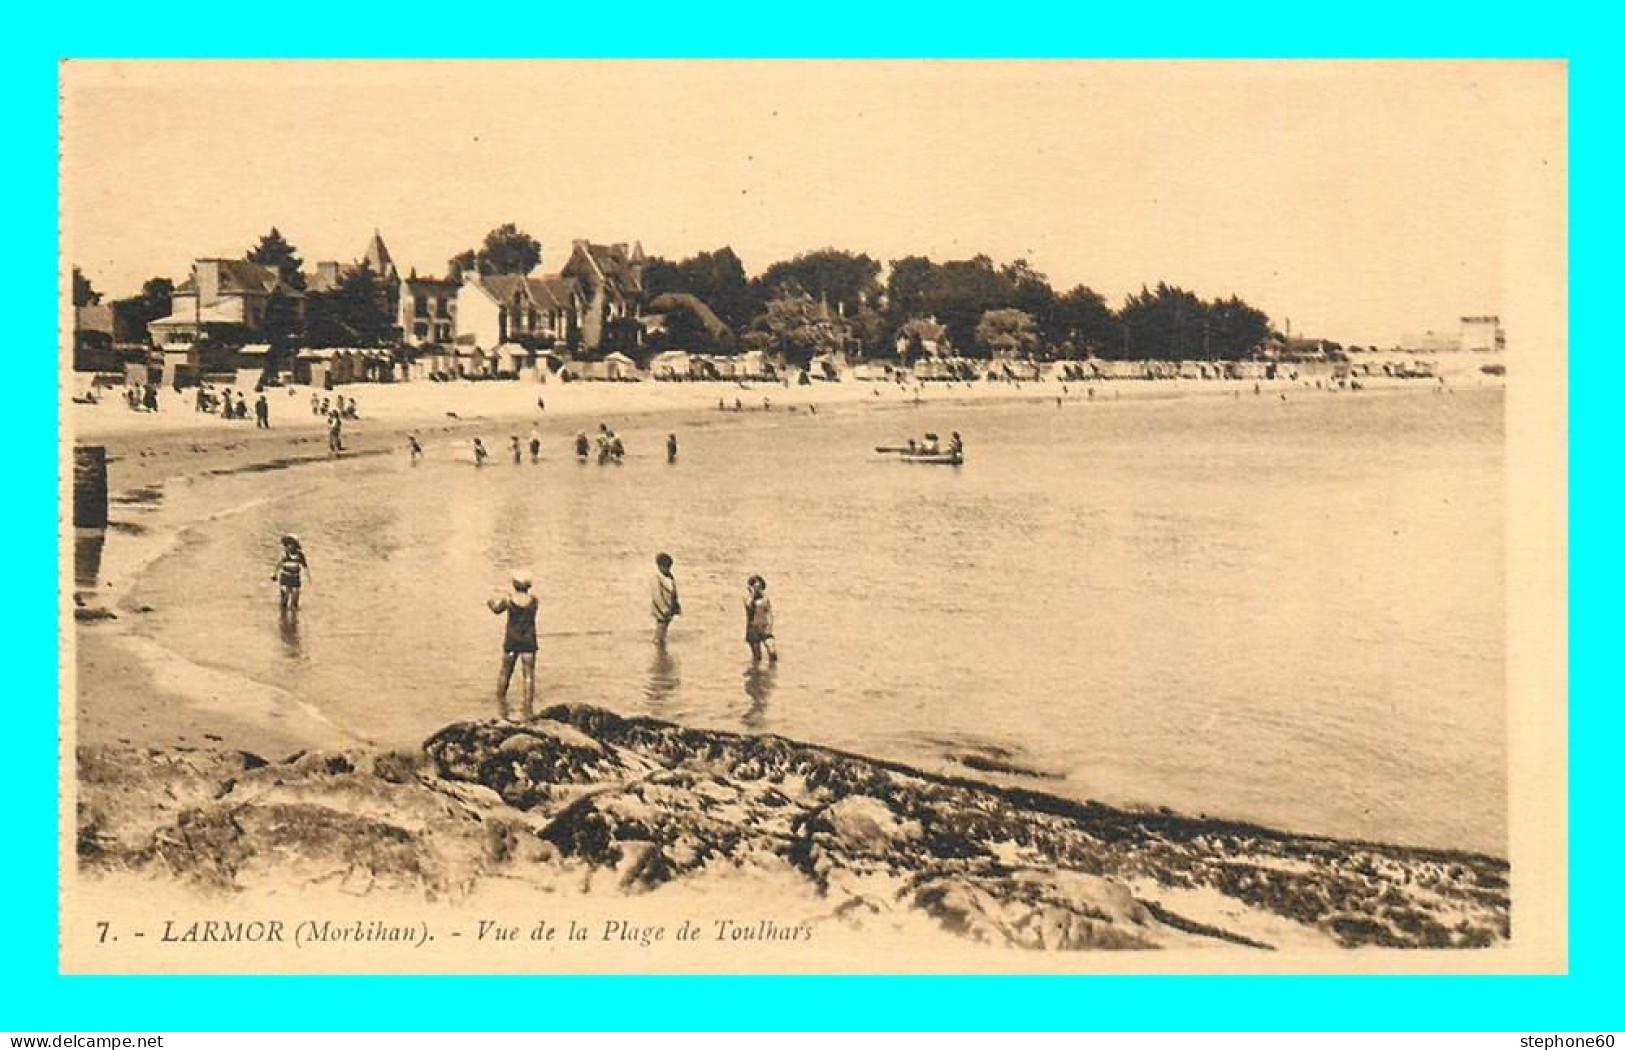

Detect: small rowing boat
876,449,963,465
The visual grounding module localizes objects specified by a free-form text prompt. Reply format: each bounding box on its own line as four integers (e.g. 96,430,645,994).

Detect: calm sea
120,387,1506,854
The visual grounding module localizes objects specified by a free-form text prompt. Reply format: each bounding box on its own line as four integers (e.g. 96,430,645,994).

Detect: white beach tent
649,350,691,380
603,351,639,380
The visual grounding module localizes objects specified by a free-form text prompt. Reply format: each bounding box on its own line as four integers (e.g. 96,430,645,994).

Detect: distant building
454,272,584,370
560,240,646,354
399,276,459,347
1460,315,1506,353
72,299,149,371
147,259,303,348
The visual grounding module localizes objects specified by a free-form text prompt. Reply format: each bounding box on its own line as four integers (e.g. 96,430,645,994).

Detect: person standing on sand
272,535,311,613
509,435,522,464
744,575,777,663
255,394,269,429
666,433,678,464
529,427,542,463
651,552,680,646
327,412,344,455
486,571,539,722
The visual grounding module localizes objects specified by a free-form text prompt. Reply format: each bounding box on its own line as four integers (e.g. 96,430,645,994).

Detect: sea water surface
122,387,1506,854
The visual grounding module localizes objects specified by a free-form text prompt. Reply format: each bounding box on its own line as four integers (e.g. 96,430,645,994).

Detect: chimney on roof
196,260,221,307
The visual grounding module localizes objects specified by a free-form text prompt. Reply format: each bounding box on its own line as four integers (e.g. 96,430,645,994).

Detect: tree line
76,225,1273,362
642,247,1270,364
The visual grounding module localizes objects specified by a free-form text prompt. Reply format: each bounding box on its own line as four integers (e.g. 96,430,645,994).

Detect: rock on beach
77,705,1511,951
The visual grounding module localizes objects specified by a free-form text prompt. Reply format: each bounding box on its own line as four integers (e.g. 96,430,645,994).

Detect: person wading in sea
651,552,681,646
272,535,311,614
744,574,777,664
486,571,539,721
666,433,678,464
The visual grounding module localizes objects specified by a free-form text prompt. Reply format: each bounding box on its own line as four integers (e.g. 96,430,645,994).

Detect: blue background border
6,1,1613,1030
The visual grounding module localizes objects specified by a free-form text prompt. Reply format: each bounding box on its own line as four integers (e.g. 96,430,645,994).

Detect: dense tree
975,308,1039,359
479,224,543,275
751,292,851,369
1204,295,1272,360
1118,283,1205,360
1000,259,1057,340
924,256,1017,353
884,255,938,325
757,249,881,317
1050,284,1116,358
307,261,396,347
847,305,889,358
449,224,543,279
447,249,479,283
72,267,100,307
645,247,758,332
246,228,307,291
1115,284,1270,361
138,277,174,322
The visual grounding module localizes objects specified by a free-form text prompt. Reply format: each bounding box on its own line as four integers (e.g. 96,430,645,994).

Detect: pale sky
60,60,1565,346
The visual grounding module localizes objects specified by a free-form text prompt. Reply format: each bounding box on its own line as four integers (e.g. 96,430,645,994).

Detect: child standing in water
529,427,542,463
744,575,778,663
486,571,539,721
408,432,423,462
651,552,680,646
272,535,311,613
509,435,522,464
473,438,489,466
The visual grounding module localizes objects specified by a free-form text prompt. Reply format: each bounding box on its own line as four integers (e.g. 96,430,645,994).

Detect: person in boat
486,570,539,722
906,438,917,453
651,552,681,646
922,433,940,454
948,431,964,457
271,534,311,613
744,575,778,664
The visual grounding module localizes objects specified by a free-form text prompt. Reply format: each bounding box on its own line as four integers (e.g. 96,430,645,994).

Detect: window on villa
436,298,450,319
414,322,429,339
415,297,429,317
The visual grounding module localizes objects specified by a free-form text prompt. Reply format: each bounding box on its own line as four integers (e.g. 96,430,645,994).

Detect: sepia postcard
58,59,1567,975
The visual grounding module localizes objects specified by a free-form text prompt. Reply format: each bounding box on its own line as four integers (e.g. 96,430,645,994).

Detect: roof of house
402,277,460,295
644,293,731,338
472,273,581,311
148,297,249,327
565,240,644,296
363,230,396,279
175,259,291,298
74,304,115,336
